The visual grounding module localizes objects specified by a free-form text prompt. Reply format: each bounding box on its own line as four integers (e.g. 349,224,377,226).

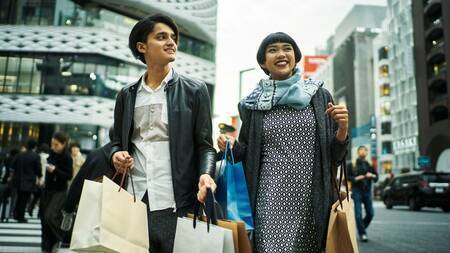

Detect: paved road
1,201,449,252
358,201,450,253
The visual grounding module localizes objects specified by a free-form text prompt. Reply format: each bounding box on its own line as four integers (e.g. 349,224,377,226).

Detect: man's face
358,148,368,159
137,23,177,65
260,42,296,80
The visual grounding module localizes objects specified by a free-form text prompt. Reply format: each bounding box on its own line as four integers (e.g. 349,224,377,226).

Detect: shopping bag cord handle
112,170,137,202
332,152,349,211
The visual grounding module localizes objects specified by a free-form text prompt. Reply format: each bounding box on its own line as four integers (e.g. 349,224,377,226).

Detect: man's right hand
217,134,236,152
112,151,134,174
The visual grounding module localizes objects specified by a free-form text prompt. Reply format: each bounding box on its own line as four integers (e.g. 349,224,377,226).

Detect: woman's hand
325,102,348,142
112,151,134,174
46,164,56,173
217,134,235,152
197,174,217,203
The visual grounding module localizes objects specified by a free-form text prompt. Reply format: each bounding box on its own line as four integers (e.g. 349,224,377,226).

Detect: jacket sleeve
53,156,73,181
323,88,349,165
109,89,125,167
347,162,357,184
232,103,250,163
193,82,216,177
34,155,42,178
370,164,379,183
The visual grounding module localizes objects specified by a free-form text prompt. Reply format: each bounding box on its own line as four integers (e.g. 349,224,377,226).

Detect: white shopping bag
173,217,234,253
70,176,149,253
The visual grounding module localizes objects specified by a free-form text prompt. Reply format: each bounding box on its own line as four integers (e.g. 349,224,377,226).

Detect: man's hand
217,134,235,152
197,174,217,203
325,102,349,142
112,151,134,174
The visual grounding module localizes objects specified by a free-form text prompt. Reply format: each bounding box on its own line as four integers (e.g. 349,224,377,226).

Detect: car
382,171,450,212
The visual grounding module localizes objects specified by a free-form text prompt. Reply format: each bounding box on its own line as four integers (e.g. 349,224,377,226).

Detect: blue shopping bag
215,141,254,230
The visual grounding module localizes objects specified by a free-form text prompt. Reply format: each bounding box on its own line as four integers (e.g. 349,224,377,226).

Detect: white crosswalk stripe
0,212,42,253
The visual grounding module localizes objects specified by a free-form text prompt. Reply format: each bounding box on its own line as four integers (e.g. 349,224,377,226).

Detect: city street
358,201,450,253
1,201,449,252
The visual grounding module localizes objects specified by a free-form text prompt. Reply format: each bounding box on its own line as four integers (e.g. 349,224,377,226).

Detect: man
348,146,378,242
11,139,42,223
110,14,216,253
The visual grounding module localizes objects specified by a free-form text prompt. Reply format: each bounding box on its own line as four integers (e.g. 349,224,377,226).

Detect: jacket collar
128,69,179,92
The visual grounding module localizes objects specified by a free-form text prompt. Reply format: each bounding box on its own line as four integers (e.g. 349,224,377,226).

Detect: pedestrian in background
217,32,349,253
348,146,378,242
40,132,72,253
27,143,50,217
69,142,85,184
0,147,19,222
11,139,42,223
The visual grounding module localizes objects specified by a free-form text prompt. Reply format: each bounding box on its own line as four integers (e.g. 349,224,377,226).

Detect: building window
0,53,144,98
380,83,390,96
381,161,393,174
381,102,391,116
378,46,388,60
381,122,391,135
379,65,389,77
382,141,393,155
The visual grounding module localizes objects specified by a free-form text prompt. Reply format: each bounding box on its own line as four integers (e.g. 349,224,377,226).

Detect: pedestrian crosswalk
0,212,42,253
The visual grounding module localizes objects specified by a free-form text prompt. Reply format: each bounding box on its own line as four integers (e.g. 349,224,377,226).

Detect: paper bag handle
331,152,349,211
193,188,217,232
112,170,137,202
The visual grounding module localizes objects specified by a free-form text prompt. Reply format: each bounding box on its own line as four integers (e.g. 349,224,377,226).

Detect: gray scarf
241,68,323,111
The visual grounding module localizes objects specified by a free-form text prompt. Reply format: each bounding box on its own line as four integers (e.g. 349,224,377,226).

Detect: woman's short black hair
69,142,81,150
256,32,302,75
129,14,179,64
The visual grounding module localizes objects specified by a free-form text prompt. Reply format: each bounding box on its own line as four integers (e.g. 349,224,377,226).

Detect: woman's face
260,42,296,80
51,138,66,154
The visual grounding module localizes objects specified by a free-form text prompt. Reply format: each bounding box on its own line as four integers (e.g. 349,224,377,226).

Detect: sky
213,0,387,117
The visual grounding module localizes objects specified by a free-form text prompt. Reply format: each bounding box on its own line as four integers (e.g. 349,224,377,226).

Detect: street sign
418,156,431,167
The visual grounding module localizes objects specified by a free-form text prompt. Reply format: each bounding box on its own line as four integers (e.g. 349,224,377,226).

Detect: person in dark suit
11,139,42,223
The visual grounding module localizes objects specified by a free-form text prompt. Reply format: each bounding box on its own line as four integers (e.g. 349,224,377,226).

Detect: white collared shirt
129,68,176,211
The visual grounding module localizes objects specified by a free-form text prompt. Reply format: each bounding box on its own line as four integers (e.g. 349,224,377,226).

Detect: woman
217,32,349,252
40,132,72,253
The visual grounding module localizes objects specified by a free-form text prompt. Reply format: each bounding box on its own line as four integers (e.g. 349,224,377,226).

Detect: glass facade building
386,0,420,171
0,0,217,151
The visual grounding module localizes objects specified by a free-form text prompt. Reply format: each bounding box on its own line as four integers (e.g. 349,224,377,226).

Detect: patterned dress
255,105,320,253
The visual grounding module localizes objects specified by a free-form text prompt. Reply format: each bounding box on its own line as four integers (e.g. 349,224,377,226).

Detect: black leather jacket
110,70,216,209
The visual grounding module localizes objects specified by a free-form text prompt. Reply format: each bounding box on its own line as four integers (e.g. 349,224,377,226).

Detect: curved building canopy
73,0,217,44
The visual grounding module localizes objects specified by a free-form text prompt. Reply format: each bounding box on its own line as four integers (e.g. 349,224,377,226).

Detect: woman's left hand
325,102,348,141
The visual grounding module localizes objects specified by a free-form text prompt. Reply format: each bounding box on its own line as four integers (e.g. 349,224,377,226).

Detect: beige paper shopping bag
326,196,359,253
70,176,149,253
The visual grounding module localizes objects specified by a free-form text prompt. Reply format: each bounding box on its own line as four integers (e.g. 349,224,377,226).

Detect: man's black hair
129,14,179,64
256,32,302,75
26,139,38,150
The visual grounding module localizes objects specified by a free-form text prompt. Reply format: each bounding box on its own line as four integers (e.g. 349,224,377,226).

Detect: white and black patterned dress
255,105,320,253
